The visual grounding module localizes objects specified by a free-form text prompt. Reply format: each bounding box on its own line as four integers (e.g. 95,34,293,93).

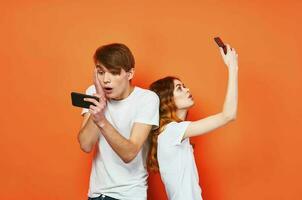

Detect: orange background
1,0,302,199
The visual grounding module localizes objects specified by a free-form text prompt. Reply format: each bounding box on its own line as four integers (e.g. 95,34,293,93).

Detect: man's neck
112,85,135,101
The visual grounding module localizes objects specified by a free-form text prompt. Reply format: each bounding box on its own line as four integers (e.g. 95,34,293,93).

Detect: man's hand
84,68,107,127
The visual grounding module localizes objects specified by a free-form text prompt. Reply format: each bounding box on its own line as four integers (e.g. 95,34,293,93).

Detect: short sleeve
134,91,159,129
162,121,191,145
81,85,96,116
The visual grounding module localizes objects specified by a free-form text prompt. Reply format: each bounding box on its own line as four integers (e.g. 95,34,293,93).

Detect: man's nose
103,72,111,84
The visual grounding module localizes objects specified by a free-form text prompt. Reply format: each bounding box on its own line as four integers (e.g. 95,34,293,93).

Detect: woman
148,44,238,200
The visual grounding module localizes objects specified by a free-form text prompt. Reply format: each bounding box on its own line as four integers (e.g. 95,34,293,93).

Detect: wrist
228,64,238,71
96,117,107,129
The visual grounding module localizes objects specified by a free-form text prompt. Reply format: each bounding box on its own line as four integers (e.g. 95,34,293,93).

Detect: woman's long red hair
148,76,182,172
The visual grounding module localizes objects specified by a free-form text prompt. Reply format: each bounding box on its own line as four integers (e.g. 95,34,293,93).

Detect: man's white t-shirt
157,121,202,200
82,85,159,200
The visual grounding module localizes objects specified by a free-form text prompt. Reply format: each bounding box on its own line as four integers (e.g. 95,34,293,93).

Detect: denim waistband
88,194,119,200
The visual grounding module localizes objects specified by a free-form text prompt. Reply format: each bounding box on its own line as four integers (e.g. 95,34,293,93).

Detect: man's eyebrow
108,68,121,74
95,65,104,70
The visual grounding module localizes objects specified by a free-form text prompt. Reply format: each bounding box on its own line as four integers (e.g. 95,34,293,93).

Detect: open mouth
188,94,193,99
104,87,113,93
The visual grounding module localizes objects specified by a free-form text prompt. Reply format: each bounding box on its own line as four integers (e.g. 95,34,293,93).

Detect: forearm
98,119,138,163
78,116,100,153
222,66,238,120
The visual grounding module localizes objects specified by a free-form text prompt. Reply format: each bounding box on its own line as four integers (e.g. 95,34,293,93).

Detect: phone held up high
71,92,99,109
214,37,227,54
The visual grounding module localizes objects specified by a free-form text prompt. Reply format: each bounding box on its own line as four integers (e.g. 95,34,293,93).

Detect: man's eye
98,71,105,75
111,71,120,75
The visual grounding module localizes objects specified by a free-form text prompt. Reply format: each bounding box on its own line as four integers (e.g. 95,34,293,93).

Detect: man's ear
127,68,134,80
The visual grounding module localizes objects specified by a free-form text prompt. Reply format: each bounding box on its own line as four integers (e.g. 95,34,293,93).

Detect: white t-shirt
82,85,159,200
157,121,202,200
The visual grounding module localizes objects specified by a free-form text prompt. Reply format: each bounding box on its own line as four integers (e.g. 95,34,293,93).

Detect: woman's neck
176,109,188,121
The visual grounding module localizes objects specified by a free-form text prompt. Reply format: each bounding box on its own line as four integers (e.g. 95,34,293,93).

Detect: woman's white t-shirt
157,121,202,200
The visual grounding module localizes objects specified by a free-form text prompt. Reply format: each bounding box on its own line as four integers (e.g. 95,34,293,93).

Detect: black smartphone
71,92,99,109
214,37,227,54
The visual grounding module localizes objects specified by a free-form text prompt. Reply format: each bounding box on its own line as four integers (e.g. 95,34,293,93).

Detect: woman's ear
127,68,135,80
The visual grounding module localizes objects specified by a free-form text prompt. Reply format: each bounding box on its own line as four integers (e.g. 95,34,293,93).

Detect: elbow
228,115,236,122
121,151,138,164
122,158,133,164
232,114,237,121
223,113,237,122
78,133,93,153
80,143,93,153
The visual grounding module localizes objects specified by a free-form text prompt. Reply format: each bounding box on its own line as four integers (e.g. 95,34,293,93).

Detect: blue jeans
88,194,119,200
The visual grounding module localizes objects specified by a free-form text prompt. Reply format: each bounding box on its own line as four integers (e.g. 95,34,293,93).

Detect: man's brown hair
93,43,135,74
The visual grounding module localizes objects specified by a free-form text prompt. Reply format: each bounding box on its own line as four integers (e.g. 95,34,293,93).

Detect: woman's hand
219,44,238,70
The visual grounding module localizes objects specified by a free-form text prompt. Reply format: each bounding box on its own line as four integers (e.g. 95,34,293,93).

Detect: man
78,43,159,200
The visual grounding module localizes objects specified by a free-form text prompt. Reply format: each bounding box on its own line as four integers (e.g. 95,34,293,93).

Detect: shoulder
167,121,191,128
159,121,191,144
162,121,191,134
85,85,96,95
134,87,159,102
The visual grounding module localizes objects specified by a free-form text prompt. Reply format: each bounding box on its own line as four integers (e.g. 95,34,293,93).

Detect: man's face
95,62,133,100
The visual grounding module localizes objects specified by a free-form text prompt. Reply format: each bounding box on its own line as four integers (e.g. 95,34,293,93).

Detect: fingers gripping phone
214,37,227,54
71,92,99,109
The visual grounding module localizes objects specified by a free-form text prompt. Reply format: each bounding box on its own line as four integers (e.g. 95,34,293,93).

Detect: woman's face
173,79,194,110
